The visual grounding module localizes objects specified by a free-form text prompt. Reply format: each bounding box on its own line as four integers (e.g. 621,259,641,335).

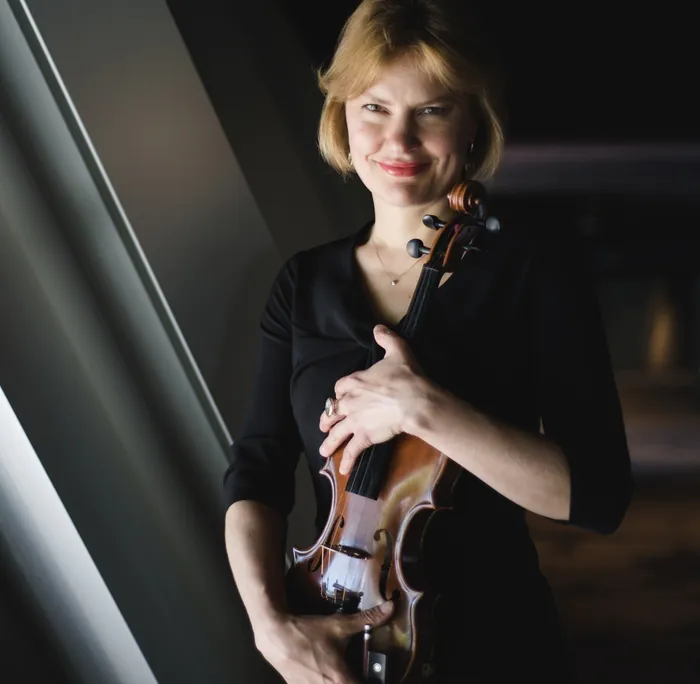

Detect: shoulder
287,224,365,287
293,228,359,267
270,230,352,282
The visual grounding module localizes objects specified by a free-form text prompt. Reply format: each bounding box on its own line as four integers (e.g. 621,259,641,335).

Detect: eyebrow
364,92,455,107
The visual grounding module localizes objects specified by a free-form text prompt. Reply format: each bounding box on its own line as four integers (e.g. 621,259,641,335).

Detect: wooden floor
529,474,700,683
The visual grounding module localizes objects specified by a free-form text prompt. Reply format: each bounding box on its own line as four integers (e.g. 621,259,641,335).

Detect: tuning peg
485,216,500,233
406,238,430,258
422,214,446,230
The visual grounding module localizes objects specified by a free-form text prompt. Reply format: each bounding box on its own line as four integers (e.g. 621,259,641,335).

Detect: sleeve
528,232,633,534
222,253,304,518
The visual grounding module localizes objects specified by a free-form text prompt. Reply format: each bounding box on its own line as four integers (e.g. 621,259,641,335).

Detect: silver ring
324,396,337,417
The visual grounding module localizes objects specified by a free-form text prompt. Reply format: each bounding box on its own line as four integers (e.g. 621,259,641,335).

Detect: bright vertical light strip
0,382,160,684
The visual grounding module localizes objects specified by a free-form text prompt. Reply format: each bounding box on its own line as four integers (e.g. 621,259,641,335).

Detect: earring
348,152,353,166
468,140,475,155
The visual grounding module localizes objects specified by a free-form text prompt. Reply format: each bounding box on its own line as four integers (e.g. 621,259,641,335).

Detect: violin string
342,260,435,606
337,229,441,610
339,441,368,607
338,442,376,610
341,453,361,607
329,212,478,613
338,265,414,605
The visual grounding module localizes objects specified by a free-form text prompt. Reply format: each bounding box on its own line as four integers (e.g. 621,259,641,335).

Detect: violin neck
397,264,443,341
367,263,442,368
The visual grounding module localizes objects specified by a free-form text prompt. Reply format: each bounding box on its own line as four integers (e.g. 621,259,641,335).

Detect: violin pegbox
419,180,501,274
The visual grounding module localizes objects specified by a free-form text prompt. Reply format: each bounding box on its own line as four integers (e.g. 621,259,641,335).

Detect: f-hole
308,514,345,572
374,528,399,601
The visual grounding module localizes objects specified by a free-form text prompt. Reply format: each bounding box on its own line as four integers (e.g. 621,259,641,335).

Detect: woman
223,1,632,682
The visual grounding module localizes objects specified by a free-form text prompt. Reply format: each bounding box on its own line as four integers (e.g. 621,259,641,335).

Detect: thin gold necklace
371,236,424,286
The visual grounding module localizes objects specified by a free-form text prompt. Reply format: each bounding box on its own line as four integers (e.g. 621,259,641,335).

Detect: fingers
264,613,366,684
319,425,369,475
373,325,411,360
319,419,353,459
372,324,398,353
333,600,395,639
334,372,363,398
359,599,395,629
338,434,371,475
373,325,424,375
319,397,346,433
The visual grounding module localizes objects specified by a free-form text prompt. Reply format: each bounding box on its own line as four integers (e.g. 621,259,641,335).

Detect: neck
368,197,456,252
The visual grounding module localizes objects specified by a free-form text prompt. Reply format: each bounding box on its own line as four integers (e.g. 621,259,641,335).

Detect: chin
371,178,446,209
369,185,422,207
365,165,458,205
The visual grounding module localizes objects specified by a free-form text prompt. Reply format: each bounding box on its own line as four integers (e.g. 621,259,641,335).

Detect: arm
404,381,571,520
224,257,395,684
222,255,302,632
224,500,289,637
406,233,632,533
225,501,394,684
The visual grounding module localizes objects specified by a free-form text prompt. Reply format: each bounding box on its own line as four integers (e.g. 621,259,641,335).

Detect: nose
383,114,419,155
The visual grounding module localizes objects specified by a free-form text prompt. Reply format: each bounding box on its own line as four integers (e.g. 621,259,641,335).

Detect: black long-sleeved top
223,217,632,681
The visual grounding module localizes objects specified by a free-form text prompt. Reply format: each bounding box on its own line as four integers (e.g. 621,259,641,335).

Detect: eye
419,106,449,116
362,103,385,113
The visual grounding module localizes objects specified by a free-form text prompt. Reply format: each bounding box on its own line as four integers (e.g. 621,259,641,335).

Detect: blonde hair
317,0,505,181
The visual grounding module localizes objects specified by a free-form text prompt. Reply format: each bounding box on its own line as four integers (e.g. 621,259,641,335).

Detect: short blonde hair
317,0,505,181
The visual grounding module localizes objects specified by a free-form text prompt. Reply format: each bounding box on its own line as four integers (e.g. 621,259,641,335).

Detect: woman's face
345,54,476,209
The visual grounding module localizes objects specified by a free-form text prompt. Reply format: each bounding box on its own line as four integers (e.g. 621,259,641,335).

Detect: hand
255,601,395,684
319,325,428,475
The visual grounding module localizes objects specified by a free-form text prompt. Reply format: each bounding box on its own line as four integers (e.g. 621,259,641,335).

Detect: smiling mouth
376,161,431,177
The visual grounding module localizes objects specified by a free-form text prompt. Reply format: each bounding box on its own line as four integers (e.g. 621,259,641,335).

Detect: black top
223,216,632,680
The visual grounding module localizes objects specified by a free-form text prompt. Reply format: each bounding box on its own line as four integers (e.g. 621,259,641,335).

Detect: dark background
277,0,698,144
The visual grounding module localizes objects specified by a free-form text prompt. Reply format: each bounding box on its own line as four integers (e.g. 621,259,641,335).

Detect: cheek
348,121,383,154
429,126,469,156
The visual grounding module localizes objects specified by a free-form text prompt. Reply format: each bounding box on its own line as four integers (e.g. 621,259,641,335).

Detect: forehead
355,56,453,102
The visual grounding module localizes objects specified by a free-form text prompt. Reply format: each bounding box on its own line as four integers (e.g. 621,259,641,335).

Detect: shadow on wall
211,245,286,440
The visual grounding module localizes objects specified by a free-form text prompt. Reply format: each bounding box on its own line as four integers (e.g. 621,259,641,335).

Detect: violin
285,181,501,683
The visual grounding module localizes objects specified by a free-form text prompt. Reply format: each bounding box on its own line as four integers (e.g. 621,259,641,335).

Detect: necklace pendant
390,279,398,286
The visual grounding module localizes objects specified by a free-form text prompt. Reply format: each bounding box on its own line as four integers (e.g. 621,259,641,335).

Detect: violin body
287,433,462,682
285,182,499,682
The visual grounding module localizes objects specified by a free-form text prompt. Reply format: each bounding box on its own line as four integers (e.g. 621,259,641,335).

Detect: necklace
372,236,424,286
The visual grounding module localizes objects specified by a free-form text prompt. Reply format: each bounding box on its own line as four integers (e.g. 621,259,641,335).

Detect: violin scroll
446,180,486,213
448,181,500,233
415,180,501,275
421,181,499,241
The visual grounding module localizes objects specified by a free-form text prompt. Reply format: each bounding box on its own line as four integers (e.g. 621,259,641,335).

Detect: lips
376,161,431,177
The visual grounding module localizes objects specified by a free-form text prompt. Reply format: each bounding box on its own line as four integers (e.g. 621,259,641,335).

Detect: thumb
373,325,401,353
336,600,395,638
374,325,417,368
